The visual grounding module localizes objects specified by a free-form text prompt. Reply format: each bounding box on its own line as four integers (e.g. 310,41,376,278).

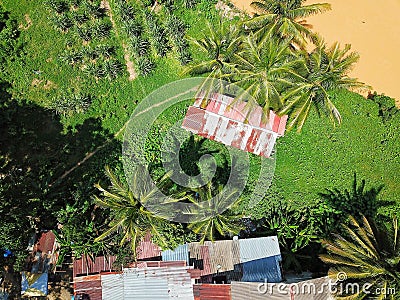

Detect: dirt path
230,0,400,104
18,14,32,30
101,0,137,81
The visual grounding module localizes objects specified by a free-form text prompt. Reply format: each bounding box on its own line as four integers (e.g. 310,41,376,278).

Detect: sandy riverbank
230,0,400,103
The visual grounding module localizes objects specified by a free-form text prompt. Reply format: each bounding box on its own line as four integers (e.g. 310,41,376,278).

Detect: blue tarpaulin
21,272,48,296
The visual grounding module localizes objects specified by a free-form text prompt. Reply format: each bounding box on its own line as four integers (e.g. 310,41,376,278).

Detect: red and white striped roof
182,93,288,158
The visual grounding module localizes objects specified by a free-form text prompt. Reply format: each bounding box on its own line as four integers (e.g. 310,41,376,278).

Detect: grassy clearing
273,90,400,208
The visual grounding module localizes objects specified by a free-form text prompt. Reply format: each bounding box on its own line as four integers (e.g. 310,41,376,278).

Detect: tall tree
93,166,180,259
228,33,302,115
320,215,400,299
246,0,331,48
183,20,242,79
280,40,367,131
187,183,244,243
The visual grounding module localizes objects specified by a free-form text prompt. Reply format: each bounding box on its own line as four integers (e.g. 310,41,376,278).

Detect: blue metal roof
161,244,189,264
241,255,282,283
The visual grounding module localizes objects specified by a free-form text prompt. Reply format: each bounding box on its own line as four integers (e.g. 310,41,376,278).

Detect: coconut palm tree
130,36,150,57
228,33,302,115
187,183,244,243
320,215,400,299
92,21,112,39
123,20,143,37
46,0,69,14
183,20,242,79
95,44,114,58
246,0,331,48
103,59,123,79
279,39,367,131
93,166,175,258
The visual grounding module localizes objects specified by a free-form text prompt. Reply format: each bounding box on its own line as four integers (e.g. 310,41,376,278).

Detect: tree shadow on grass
0,80,121,273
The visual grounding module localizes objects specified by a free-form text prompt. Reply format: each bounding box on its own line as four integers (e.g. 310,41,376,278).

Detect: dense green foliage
0,0,399,279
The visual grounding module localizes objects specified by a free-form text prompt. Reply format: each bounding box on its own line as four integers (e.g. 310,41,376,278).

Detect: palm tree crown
320,215,400,299
280,39,367,131
93,166,172,259
183,20,242,78
187,183,244,243
246,0,331,48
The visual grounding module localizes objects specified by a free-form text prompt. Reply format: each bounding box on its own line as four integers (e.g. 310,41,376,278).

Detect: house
162,236,283,284
20,230,59,298
73,233,162,278
73,262,199,300
181,92,288,158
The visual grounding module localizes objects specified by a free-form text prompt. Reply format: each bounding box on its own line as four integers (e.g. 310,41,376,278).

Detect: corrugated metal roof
137,232,162,260
241,255,282,283
294,277,334,300
193,284,231,300
238,236,281,263
35,231,55,253
182,93,288,158
161,244,189,265
206,240,235,274
74,274,102,300
163,237,282,284
101,273,124,300
73,256,117,278
231,277,334,300
122,266,194,300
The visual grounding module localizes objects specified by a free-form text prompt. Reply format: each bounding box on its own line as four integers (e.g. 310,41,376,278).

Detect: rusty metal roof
73,234,163,277
182,93,288,158
163,237,282,284
75,264,198,299
35,231,55,254
137,232,162,260
74,274,102,300
73,256,117,278
193,284,231,300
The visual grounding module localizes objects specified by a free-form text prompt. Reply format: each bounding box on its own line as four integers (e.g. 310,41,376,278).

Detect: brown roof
194,284,231,300
35,231,56,253
73,256,117,278
74,275,102,300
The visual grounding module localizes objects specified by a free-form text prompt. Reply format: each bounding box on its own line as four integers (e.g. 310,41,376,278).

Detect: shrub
136,56,155,76
51,14,74,32
46,0,69,14
92,20,112,39
52,92,92,115
76,25,92,41
130,35,150,57
368,92,399,123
